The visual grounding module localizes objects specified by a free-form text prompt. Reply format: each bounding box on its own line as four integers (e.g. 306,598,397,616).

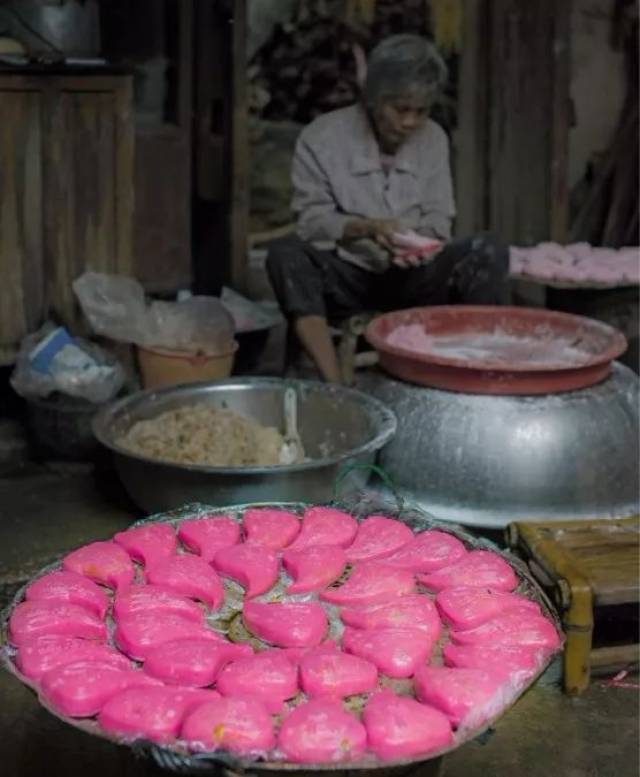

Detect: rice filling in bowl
116,405,292,467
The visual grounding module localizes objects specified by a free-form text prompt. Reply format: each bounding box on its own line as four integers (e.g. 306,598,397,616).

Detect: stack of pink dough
510,242,640,286
6,506,562,764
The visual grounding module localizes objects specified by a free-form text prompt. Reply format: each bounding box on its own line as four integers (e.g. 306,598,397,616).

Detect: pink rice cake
342,626,436,679
278,699,367,764
15,635,132,682
114,611,223,660
114,523,177,569
63,541,135,590
9,601,107,646
418,550,518,592
363,691,453,761
282,545,347,594
383,531,468,574
275,640,340,666
215,651,298,714
299,651,378,698
113,584,204,624
39,660,160,717
177,515,241,562
146,555,224,610
143,638,253,687
242,508,300,549
320,562,416,606
98,686,219,744
287,507,358,551
243,601,328,648
182,696,275,756
435,587,540,630
344,515,413,563
340,595,441,636
443,643,542,685
212,543,279,598
413,665,509,729
450,612,561,650
25,570,109,619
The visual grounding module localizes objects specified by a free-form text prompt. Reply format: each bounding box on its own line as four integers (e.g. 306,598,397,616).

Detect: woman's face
372,94,430,153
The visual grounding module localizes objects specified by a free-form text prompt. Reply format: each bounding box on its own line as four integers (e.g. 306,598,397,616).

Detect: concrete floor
0,466,638,777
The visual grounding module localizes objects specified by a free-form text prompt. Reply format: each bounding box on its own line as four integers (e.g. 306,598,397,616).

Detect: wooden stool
507,516,640,695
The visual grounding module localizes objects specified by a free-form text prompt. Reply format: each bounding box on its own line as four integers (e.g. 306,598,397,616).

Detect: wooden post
454,0,490,237
229,0,249,293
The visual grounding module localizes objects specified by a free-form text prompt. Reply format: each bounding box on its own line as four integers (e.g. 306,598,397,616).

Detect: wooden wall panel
0,73,133,360
0,90,45,362
43,77,134,329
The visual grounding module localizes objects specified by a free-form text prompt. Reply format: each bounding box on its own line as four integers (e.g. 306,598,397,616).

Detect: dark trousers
266,233,509,324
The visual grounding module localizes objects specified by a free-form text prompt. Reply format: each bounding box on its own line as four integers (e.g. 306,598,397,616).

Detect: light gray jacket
291,104,456,272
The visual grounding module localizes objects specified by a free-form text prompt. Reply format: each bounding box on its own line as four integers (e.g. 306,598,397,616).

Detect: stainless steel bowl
93,378,397,512
360,362,640,528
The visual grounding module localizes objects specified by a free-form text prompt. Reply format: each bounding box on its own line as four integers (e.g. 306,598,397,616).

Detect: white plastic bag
10,323,125,404
73,272,235,353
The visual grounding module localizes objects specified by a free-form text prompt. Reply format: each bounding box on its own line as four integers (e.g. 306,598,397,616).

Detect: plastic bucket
136,342,238,389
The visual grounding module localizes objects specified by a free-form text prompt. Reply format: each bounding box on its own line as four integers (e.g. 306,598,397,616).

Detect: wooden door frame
454,0,570,244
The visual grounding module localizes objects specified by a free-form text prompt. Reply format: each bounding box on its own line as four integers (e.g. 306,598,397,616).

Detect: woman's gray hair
362,34,448,110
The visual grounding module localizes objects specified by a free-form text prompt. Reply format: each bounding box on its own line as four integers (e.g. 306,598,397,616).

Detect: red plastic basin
365,306,627,395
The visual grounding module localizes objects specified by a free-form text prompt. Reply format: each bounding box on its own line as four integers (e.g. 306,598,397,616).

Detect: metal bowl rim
92,377,397,475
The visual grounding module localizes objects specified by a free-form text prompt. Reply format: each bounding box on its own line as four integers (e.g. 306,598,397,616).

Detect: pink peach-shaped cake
418,550,518,592
278,699,367,764
340,595,441,636
98,686,218,743
143,638,252,687
177,516,241,562
299,651,378,698
63,541,134,590
242,508,300,549
114,611,223,660
450,612,561,650
443,642,542,684
344,516,413,563
287,507,358,551
342,626,436,679
363,690,453,760
282,545,347,594
413,665,508,728
114,523,177,569
383,530,467,573
321,562,416,606
25,570,109,619
113,584,204,624
9,601,107,646
15,635,131,681
182,696,275,755
436,586,540,630
243,601,328,648
146,555,224,610
213,543,278,598
215,651,298,713
39,660,159,717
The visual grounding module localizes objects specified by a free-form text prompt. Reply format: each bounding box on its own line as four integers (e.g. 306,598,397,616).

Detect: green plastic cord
332,462,405,513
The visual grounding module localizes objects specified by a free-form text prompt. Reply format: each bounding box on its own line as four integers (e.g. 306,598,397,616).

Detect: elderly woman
267,34,508,382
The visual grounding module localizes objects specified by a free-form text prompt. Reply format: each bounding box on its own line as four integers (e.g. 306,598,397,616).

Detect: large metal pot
93,378,396,512
360,362,640,528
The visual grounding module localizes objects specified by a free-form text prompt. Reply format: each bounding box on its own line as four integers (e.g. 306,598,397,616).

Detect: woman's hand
343,218,400,249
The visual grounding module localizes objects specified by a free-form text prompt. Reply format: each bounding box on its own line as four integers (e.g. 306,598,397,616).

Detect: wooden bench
507,516,640,694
